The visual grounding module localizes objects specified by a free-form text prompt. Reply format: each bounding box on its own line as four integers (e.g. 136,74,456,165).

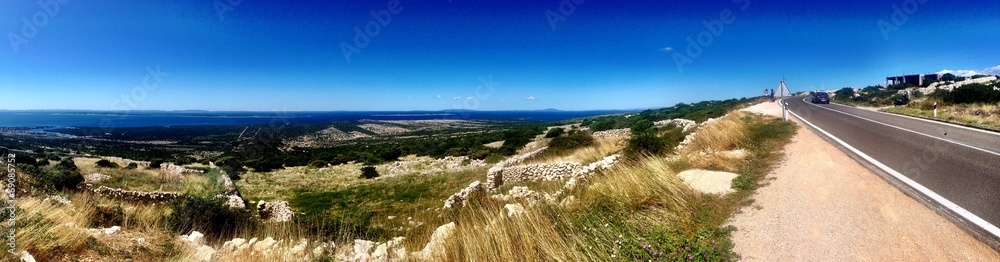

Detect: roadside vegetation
440,111,796,261
832,75,1000,131
1,96,799,261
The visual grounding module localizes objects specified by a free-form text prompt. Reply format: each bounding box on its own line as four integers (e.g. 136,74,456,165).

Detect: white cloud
525,96,536,101
453,96,462,100
981,65,1000,75
466,97,474,100
436,95,442,99
660,47,674,52
937,65,1000,77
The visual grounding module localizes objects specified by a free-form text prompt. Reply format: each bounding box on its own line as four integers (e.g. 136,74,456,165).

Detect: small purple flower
687,254,694,260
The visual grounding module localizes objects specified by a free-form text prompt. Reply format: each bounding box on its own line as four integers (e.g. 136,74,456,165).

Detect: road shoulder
728,102,1000,261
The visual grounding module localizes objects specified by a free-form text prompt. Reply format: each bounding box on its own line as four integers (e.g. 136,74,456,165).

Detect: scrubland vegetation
1,97,799,261
833,76,1000,131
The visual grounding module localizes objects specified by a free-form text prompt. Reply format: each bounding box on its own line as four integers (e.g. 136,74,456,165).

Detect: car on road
811,92,830,104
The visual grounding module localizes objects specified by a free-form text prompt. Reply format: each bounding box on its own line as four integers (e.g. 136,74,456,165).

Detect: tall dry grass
445,202,586,261
679,112,751,172
524,136,624,165
579,156,691,213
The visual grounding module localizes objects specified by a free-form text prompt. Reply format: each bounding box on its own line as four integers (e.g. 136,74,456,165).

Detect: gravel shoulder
729,101,1000,261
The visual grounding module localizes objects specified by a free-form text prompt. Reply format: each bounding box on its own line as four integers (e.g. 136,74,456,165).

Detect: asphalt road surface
784,96,1000,248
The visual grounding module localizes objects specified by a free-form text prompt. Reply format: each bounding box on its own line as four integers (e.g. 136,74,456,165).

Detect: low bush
547,131,594,155
95,159,119,168
90,204,126,228
544,128,565,138
360,166,379,179
166,196,255,241
942,83,1000,104
32,159,85,192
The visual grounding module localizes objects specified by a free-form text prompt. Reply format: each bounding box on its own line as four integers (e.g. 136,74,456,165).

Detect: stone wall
592,128,630,138
161,163,204,175
88,185,183,202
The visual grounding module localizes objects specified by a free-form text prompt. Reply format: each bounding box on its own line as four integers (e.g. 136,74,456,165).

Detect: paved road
784,97,1000,247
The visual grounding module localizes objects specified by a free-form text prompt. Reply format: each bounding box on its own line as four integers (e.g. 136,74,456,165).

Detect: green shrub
731,174,755,191
125,162,138,169
308,159,328,168
834,87,854,99
943,83,1000,104
166,196,254,241
90,204,125,228
547,131,594,154
485,154,505,164
95,159,119,168
625,132,667,157
149,159,164,169
545,128,565,138
36,158,50,166
33,159,85,191
360,166,379,179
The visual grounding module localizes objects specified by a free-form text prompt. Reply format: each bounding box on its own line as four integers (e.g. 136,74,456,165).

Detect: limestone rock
677,169,739,195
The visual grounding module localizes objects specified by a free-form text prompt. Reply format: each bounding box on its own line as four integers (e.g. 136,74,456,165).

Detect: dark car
811,92,830,104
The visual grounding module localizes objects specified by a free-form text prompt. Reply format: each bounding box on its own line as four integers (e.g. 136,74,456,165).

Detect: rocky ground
728,101,1000,261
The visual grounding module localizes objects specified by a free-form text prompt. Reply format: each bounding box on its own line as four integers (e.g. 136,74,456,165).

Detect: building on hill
886,73,940,87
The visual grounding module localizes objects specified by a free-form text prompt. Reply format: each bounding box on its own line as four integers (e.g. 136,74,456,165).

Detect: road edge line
827,101,1000,137
785,109,1000,243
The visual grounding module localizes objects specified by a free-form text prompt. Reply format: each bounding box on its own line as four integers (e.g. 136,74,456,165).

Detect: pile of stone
655,118,698,132
42,195,72,205
217,237,332,262
160,163,204,175
443,181,483,209
592,128,631,138
104,156,150,169
483,147,548,189
180,231,218,262
490,186,547,202
84,173,110,184
257,200,294,222
486,162,585,190
215,173,246,209
90,185,182,202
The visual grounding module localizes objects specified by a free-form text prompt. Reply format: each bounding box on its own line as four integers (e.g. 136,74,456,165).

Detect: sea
0,110,630,128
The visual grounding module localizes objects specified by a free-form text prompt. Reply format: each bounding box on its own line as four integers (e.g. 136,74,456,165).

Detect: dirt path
729,101,999,261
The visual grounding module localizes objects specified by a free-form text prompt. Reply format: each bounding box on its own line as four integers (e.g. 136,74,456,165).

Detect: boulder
412,222,455,260
677,169,739,195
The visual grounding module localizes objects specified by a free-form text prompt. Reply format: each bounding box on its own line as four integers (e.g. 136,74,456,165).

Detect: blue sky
1,0,998,111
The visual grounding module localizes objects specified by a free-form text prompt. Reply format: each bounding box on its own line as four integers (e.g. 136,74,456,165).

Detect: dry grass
74,157,210,193
237,163,364,202
679,112,751,172
12,193,185,261
524,136,625,165
445,202,586,261
884,101,1000,131
579,156,692,213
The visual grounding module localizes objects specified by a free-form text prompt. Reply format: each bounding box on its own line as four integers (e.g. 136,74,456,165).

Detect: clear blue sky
2,0,998,111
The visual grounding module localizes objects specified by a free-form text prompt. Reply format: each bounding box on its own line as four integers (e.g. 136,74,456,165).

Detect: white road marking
798,99,1000,158
826,101,1000,137
787,105,1000,239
